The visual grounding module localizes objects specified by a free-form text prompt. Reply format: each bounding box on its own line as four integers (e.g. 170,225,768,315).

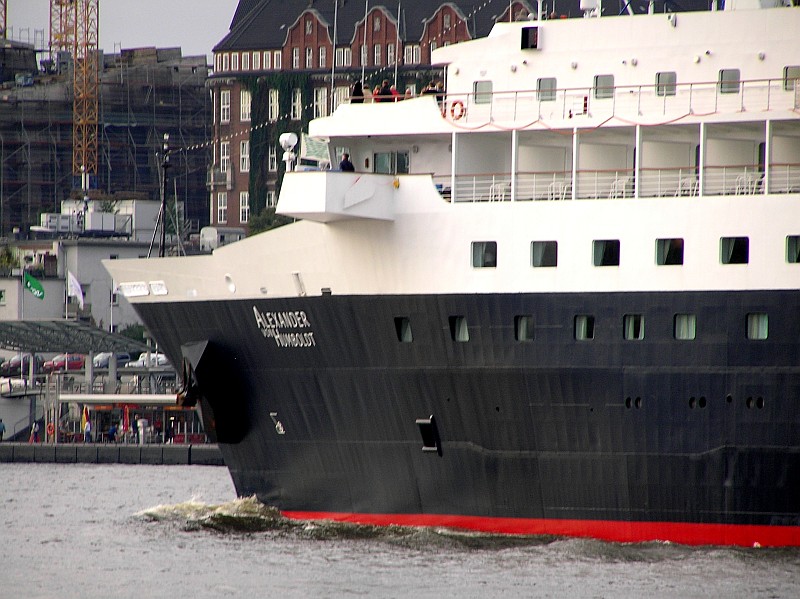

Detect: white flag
67,270,84,309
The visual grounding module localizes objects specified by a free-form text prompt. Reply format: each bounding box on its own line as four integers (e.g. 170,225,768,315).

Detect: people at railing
350,80,364,104
339,153,355,172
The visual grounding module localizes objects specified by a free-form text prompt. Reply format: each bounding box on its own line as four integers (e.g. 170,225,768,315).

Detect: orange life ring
450,100,466,121
46,422,55,436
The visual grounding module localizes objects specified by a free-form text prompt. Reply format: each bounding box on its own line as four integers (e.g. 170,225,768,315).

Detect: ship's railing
446,163,800,202
443,77,799,124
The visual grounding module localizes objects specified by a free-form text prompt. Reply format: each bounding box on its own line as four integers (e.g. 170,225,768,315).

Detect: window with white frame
291,88,302,120
240,191,250,223
222,53,230,71
387,43,395,66
0,289,6,305
374,15,381,31
374,44,381,66
215,54,222,72
444,13,451,30
273,50,281,69
335,47,351,66
292,47,300,69
313,87,328,118
719,68,741,94
784,65,800,91
240,140,250,172
231,53,239,71
263,51,271,69
306,19,312,35
594,74,614,99
268,146,277,172
268,89,279,121
217,192,228,224
319,46,327,68
430,41,437,54
242,52,249,71
537,77,557,101
656,71,677,97
220,89,231,123
361,44,367,66
335,85,349,109
220,141,230,173
267,190,277,207
404,44,420,64
240,90,251,121
253,51,261,70
306,47,313,68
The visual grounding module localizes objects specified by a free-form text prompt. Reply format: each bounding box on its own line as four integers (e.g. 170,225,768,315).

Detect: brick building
208,0,537,230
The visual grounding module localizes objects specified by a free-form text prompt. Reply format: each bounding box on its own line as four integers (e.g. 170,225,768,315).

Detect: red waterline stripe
281,511,800,547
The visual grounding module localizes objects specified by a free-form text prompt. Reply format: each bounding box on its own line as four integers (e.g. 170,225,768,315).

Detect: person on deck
339,153,355,172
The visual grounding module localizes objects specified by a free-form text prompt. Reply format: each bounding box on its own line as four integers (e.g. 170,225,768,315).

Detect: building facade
207,0,536,230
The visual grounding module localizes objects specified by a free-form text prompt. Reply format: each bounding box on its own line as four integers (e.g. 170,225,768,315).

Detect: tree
247,207,293,236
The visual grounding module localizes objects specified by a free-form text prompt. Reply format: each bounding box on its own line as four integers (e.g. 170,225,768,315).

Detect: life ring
450,100,466,121
46,423,55,436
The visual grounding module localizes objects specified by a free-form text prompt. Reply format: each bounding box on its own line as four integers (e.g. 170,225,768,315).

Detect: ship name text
253,306,316,348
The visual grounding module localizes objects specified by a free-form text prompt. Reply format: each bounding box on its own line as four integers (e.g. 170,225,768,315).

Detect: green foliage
96,199,118,214
247,207,293,236
119,323,147,344
248,73,312,215
0,246,17,269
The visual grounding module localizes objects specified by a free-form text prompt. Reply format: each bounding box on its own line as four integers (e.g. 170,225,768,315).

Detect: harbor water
2,463,799,598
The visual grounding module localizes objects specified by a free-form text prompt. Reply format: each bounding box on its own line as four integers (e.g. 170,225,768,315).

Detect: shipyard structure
0,41,212,238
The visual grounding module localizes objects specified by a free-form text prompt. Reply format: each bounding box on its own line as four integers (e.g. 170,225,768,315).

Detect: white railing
445,163,800,203
442,78,800,125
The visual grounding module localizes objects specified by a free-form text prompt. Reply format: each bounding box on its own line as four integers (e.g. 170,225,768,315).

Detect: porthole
625,397,632,409
756,397,764,409
746,397,754,409
634,397,642,409
698,396,707,409
689,397,696,409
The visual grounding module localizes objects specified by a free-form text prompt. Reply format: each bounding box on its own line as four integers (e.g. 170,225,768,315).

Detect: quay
0,442,224,466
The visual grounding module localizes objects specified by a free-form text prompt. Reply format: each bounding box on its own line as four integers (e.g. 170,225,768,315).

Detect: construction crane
49,0,99,190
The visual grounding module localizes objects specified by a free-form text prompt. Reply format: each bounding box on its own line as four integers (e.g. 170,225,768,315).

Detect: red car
43,354,85,373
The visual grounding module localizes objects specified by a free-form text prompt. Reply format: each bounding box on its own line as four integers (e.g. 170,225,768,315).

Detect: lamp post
159,133,171,257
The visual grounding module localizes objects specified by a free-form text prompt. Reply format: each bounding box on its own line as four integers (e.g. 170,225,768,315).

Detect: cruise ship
106,1,800,546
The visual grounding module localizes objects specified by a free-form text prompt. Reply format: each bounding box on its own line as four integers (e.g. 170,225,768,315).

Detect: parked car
1,353,44,376
92,352,131,369
125,352,170,368
42,353,85,373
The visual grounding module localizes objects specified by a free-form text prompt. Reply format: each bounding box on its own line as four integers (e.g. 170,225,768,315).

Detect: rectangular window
674,313,696,340
514,315,534,341
471,241,497,268
264,51,271,69
387,43,395,66
273,50,281,69
575,315,595,340
537,77,556,102
222,53,229,71
334,85,349,109
268,89,279,121
335,47,345,66
394,317,413,342
217,192,227,224
220,89,231,123
594,74,614,99
220,141,230,173
593,239,620,266
314,87,328,118
268,146,277,172
430,41,437,55
292,47,300,69
231,53,239,71
656,238,684,265
242,52,250,71
474,80,492,104
784,66,800,91
319,46,327,69
719,68,741,94
361,44,368,67
240,140,250,173
531,240,557,267
746,313,768,340
214,54,222,72
372,151,409,175
720,236,749,264
291,88,302,120
374,44,381,66
623,314,645,340
306,19,312,35
444,14,451,29
374,15,381,31
253,51,261,70
110,289,118,306
404,44,420,65
267,190,277,207
0,289,6,305
240,191,250,223
787,235,800,263
306,47,313,69
656,71,677,96
240,90,252,122
449,316,470,342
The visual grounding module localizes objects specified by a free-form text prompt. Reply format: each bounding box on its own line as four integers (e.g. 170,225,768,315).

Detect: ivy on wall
248,73,312,215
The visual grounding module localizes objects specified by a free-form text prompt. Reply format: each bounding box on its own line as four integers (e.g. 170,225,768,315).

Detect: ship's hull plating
136,290,800,546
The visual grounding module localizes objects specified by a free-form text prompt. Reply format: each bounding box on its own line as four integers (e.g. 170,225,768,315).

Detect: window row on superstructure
470,236,800,269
